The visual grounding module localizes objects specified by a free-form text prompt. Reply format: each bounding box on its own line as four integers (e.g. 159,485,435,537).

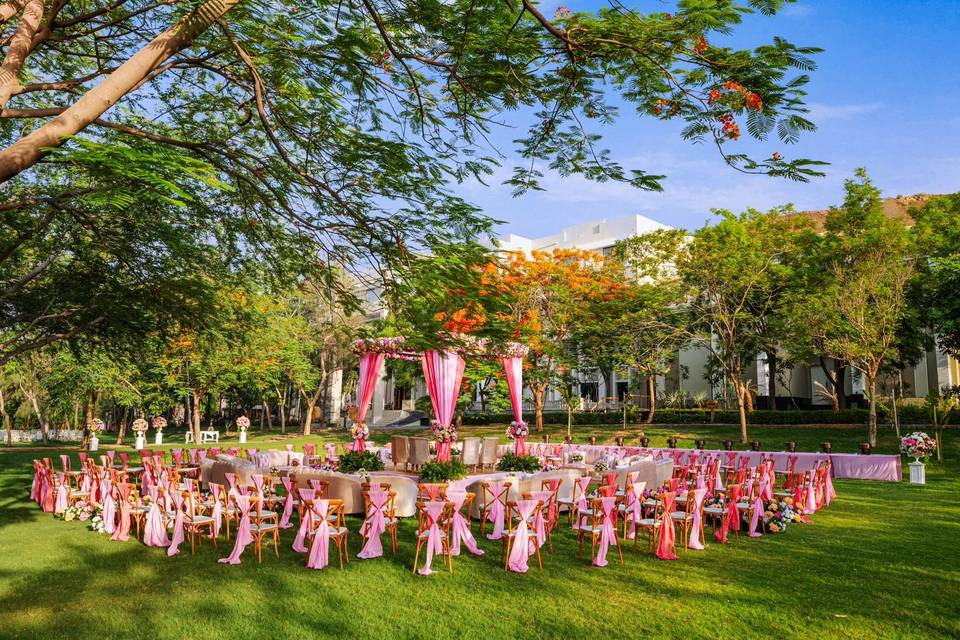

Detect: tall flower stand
239,430,247,444
909,460,926,485
135,435,145,450
154,431,163,446
89,436,99,452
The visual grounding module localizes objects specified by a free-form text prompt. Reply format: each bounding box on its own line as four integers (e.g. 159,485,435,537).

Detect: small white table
185,430,220,443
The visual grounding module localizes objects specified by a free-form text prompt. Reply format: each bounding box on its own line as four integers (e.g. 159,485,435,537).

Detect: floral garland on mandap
431,420,457,443
505,421,529,440
151,416,167,431
351,336,419,360
350,423,369,441
236,415,250,432
353,335,530,361
131,418,148,434
86,418,105,433
900,432,937,461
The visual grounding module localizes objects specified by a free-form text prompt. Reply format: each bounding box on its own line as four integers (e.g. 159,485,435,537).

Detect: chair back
409,438,431,465
418,482,448,501
460,437,481,466
391,436,409,465
480,437,499,465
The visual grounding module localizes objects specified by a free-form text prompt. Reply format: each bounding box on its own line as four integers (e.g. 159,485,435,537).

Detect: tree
613,229,691,423
788,171,917,446
504,248,627,431
1,1,824,363
911,194,960,357
679,209,804,442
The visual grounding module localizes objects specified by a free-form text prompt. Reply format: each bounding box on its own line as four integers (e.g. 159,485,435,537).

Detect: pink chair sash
210,484,223,539
171,449,183,465
224,473,237,492
292,488,317,552
749,479,767,538
119,452,129,468
529,491,551,549
251,474,266,498
688,488,708,550
655,492,678,560
30,462,40,503
715,486,742,543
219,492,253,564
54,473,68,514
593,496,619,567
110,483,132,541
357,486,388,559
190,448,200,463
572,476,591,530
279,477,295,528
624,481,646,539
417,501,446,576
507,499,538,573
101,477,117,535
167,491,186,556
306,499,331,569
825,470,836,505
60,454,70,472
303,444,315,456
309,479,324,494
143,487,170,547
448,491,483,557
485,483,507,540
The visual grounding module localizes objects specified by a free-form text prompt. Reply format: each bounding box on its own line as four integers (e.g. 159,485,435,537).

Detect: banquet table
522,442,901,482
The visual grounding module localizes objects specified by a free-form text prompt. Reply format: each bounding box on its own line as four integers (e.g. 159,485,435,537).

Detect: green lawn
1,424,957,639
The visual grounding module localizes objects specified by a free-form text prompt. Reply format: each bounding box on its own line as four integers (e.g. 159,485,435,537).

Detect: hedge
459,407,954,426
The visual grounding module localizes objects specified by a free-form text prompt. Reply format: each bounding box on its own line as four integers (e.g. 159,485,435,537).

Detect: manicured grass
1,424,958,639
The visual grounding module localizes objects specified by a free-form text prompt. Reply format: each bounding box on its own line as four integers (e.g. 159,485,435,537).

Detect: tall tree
911,194,960,357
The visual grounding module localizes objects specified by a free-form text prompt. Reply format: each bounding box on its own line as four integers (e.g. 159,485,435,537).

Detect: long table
521,443,901,482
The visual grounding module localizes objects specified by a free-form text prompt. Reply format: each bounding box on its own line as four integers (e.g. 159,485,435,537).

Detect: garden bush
337,451,385,473
495,453,542,473
459,408,905,426
419,460,467,482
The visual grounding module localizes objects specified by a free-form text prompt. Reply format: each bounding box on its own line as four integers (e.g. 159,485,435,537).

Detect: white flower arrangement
350,423,369,440
151,416,167,431
900,432,937,461
86,418,105,433
505,421,529,440
570,453,585,463
593,460,609,473
131,418,148,434
236,415,250,432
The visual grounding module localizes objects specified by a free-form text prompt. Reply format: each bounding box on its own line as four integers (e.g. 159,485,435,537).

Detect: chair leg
412,540,422,574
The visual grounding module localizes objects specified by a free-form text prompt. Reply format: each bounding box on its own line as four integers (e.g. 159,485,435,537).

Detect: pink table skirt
522,443,901,482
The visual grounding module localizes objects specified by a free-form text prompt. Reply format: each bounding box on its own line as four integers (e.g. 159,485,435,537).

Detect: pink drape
688,488,707,550
448,490,484,556
357,486,388,559
417,501,447,575
507,499,538,572
421,350,466,463
355,352,386,452
501,356,526,455
306,500,331,570
279,477,295,529
219,493,254,564
655,492,678,560
593,496,619,567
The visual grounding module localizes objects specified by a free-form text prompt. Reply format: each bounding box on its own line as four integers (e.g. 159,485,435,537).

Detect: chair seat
736,502,750,510
250,522,278,533
71,491,91,499
185,515,214,525
671,512,691,521
254,510,278,519
417,529,449,540
642,499,657,507
773,491,791,497
636,518,661,527
703,506,725,515
578,524,605,534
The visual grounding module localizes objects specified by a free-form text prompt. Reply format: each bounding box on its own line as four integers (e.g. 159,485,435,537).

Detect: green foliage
336,451,385,474
495,453,542,473
460,408,913,426
418,460,468,483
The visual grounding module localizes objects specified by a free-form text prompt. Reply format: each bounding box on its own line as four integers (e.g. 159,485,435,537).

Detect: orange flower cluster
709,82,763,113
718,113,740,140
554,5,571,18
434,305,487,334
694,36,709,53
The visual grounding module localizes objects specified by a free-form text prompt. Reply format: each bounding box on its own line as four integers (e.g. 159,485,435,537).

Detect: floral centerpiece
89,507,106,533
763,498,800,533
900,431,937,462
593,459,609,473
570,452,585,464
235,415,250,433
431,421,457,443
350,423,369,441
505,421,529,440
61,500,92,522
151,416,167,431
131,418,148,434
86,418,105,434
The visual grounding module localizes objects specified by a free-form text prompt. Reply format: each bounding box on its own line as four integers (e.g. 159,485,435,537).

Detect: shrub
419,460,467,483
461,408,881,426
337,451,385,473
415,395,433,413
495,453,542,473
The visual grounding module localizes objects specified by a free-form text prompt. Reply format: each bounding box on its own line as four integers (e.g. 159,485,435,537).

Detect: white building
489,214,671,256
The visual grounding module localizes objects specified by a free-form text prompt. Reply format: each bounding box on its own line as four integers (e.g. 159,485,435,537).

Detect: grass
0,423,958,639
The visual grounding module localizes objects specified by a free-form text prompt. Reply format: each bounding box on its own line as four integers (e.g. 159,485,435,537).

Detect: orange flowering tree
503,249,630,432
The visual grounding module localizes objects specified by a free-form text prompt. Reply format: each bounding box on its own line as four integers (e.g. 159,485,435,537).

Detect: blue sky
457,0,960,236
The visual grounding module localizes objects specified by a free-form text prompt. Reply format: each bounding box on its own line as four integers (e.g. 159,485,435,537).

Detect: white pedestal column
909,461,926,485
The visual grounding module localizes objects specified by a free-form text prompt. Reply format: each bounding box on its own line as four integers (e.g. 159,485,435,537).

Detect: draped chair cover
507,500,539,573
357,486,388,559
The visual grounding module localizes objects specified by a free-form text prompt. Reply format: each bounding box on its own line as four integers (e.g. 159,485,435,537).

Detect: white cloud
806,102,883,122
781,3,814,18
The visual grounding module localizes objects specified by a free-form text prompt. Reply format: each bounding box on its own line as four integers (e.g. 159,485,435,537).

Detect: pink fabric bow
725,451,737,466
110,483,132,541
715,485,742,543
101,476,117,535
303,444,315,456
279,477,295,529
417,501,447,576
209,484,223,539
748,480,766,538
447,491,483,557
507,499,539,573
688,488,708,550
54,472,68,514
292,488,317,552
529,491,551,549
624,481,647,539
572,476,591,530
306,499,331,569
143,486,170,547
485,483,508,540
655,492,678,560
167,491,186,556
60,454,70,472
593,496,619,567
171,449,183,465
119,452,129,468
219,492,253,564
357,486,388,559
224,473,237,493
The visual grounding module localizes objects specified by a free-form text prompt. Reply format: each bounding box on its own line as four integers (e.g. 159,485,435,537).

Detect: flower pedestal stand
239,431,247,444
154,432,163,446
135,435,145,450
909,460,926,485
89,436,99,452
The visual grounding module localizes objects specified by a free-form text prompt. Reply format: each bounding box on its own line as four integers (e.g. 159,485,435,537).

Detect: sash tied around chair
485,483,507,540
507,499,538,573
219,492,253,564
417,501,446,576
306,499,331,569
593,496,619,567
448,491,483,556
654,492,678,560
688,488,708,550
357,488,388,559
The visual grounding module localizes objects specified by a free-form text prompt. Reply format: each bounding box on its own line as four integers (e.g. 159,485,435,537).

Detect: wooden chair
479,437,499,470
245,495,280,563
417,482,448,502
557,475,591,527
412,500,454,574
633,492,667,554
182,491,217,554
391,436,409,471
361,484,398,554
479,481,512,537
670,491,701,551
577,496,623,565
501,500,545,570
460,437,482,471
303,498,349,569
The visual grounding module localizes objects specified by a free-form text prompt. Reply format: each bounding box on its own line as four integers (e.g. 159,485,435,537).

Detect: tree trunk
734,381,748,443
191,389,203,444
645,375,656,424
601,369,613,405
767,349,778,411
29,392,47,445
261,396,273,431
0,0,242,182
867,375,877,447
116,405,129,446
0,0,44,109
836,362,847,409
531,384,544,433
0,386,11,447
